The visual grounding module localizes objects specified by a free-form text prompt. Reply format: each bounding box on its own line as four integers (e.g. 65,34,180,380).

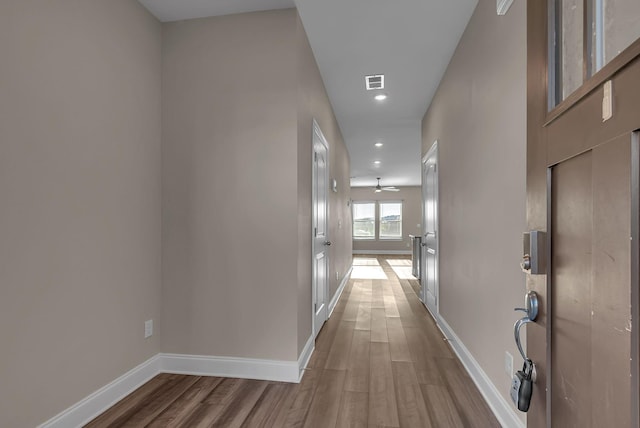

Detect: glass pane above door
551,0,640,107
592,0,640,74
561,0,584,100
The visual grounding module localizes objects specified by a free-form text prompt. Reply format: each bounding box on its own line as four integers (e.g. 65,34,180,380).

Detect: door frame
421,141,439,317
311,119,330,339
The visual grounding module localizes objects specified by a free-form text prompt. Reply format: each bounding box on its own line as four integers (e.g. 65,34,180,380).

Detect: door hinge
314,303,317,312
314,152,318,162
314,227,317,237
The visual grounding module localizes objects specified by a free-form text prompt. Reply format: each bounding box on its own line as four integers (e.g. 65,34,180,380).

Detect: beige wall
0,4,349,425
162,10,352,361
351,187,421,254
0,1,162,427
162,10,299,361
421,0,527,420
297,14,352,352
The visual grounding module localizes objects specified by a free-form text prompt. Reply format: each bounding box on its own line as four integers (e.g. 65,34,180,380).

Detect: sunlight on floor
351,265,388,279
385,259,411,266
351,257,387,279
352,257,380,266
386,259,416,280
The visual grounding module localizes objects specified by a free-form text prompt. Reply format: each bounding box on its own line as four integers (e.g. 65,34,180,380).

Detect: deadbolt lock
522,231,546,275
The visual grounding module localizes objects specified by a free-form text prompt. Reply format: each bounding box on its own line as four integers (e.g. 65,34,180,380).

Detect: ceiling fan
374,177,399,192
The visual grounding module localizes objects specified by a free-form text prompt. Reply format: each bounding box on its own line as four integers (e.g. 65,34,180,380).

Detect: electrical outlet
144,319,153,339
505,351,513,377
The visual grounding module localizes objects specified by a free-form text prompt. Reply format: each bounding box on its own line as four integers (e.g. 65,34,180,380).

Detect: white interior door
422,143,439,316
312,120,329,338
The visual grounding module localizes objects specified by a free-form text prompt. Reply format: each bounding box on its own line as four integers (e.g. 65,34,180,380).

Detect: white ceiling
139,0,478,188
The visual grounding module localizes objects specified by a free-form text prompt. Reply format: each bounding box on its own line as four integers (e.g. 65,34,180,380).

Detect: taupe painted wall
162,10,299,361
0,1,162,427
297,14,352,353
351,187,421,253
162,9,352,361
421,0,527,419
0,4,349,425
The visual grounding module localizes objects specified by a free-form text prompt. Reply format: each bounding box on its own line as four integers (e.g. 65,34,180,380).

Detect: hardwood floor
85,256,499,427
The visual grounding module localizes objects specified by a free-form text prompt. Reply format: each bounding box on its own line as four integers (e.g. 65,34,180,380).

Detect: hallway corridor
86,256,499,427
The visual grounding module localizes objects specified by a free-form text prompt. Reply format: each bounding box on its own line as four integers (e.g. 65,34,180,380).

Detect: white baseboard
328,266,352,317
352,250,411,255
437,317,525,428
44,308,523,428
297,334,315,381
38,344,314,428
160,353,301,383
38,354,161,428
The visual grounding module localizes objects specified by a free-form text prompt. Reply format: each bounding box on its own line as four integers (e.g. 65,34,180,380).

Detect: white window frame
378,201,403,241
352,201,376,240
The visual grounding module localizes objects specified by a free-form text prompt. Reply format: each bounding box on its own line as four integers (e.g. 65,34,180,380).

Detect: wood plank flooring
85,256,499,428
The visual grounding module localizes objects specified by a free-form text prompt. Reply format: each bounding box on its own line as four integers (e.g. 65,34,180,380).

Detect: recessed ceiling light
374,142,383,147
374,160,381,165
374,94,387,101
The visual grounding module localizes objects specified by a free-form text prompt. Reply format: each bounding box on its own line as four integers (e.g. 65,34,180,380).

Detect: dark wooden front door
527,1,640,426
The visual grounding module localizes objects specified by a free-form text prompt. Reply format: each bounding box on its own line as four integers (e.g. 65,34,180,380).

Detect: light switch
602,80,613,122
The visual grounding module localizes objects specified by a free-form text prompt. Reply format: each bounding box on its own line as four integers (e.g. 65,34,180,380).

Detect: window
551,0,640,106
352,201,403,240
352,202,375,239
379,202,402,240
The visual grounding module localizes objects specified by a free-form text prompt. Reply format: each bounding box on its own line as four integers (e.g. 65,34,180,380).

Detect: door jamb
545,166,553,428
631,132,639,428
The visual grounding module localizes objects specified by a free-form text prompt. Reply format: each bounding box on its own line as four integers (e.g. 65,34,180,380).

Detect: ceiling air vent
365,74,385,90
497,0,515,15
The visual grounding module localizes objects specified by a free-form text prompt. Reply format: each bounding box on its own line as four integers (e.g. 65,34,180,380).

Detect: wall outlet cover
505,351,513,377
144,319,153,339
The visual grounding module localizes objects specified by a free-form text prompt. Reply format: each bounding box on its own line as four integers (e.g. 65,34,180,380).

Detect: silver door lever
513,291,538,362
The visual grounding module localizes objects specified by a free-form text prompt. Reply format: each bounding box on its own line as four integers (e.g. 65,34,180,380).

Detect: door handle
513,291,538,363
324,241,332,246
511,291,539,412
